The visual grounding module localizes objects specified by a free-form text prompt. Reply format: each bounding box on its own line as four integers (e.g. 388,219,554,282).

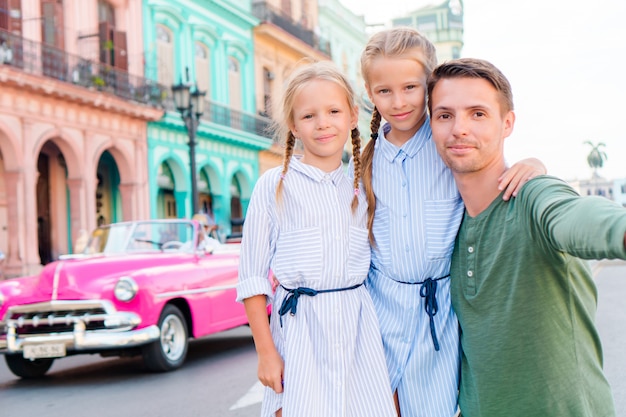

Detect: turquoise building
143,0,272,238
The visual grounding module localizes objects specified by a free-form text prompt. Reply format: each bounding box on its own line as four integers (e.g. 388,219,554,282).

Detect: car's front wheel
142,304,189,372
5,355,54,378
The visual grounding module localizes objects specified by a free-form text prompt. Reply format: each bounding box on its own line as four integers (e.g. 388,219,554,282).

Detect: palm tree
583,141,608,176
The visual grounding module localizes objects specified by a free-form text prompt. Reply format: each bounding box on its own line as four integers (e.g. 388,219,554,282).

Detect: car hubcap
160,314,185,361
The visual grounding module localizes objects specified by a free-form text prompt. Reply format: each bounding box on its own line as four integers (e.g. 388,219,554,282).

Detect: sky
338,0,626,181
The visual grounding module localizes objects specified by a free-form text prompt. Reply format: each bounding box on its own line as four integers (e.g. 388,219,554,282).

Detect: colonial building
392,0,464,62
251,0,331,173
318,0,370,148
0,0,164,277
143,0,272,239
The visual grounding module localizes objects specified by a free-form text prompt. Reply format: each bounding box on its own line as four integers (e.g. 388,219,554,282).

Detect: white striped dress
368,121,465,417
237,156,396,417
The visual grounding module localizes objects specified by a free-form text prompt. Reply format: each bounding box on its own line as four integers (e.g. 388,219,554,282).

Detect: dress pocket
274,227,323,282
347,226,371,278
424,198,464,260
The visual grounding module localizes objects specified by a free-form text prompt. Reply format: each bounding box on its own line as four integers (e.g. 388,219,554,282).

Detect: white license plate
23,343,67,359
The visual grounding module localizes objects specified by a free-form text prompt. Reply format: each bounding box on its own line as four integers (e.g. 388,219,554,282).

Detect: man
427,57,626,417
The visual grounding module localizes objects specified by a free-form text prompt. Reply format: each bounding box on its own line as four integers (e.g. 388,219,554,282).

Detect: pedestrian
427,57,626,417
236,61,396,417
358,27,546,416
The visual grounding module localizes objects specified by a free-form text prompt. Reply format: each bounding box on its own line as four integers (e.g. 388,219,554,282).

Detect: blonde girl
359,27,545,417
237,61,396,417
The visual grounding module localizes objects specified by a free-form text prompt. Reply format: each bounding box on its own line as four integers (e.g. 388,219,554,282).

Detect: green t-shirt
451,176,626,417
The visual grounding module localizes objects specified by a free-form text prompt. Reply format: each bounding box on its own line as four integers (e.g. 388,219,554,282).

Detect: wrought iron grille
0,29,166,108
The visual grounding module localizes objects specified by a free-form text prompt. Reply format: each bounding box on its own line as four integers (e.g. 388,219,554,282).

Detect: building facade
251,0,331,173
569,174,626,207
143,0,272,239
392,0,464,62
0,0,164,277
318,0,370,146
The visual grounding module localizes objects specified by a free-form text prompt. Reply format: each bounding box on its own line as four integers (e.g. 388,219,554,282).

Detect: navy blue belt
395,274,450,351
278,283,363,326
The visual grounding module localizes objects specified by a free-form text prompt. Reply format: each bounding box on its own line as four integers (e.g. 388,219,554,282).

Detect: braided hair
274,61,362,215
359,27,438,244
360,107,382,244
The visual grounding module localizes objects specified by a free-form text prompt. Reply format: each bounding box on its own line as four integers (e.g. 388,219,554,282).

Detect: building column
118,183,136,221
3,171,23,277
66,178,86,247
22,165,42,276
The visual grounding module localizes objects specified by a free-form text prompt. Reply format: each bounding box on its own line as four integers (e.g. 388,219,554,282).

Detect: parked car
0,219,251,378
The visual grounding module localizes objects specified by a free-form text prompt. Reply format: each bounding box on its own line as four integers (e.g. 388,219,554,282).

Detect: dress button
467,270,473,277
468,246,474,253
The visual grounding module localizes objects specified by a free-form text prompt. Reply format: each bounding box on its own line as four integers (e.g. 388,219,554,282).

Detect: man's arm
521,177,626,261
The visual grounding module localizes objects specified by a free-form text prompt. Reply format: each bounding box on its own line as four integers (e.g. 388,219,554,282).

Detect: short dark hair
427,58,514,115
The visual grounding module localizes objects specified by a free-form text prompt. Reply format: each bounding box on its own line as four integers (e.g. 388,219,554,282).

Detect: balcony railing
252,2,331,56
0,29,166,108
164,97,273,139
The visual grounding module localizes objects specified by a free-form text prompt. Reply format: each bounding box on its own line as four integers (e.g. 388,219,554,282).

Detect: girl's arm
244,295,284,393
498,157,546,200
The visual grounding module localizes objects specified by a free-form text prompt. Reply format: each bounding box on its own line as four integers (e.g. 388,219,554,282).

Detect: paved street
0,260,624,416
0,326,264,416
594,259,626,416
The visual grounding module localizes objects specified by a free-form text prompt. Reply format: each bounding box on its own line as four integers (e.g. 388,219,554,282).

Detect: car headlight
114,276,138,302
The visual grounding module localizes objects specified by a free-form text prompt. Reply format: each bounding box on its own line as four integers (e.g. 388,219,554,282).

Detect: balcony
0,29,166,109
164,97,272,139
252,2,331,56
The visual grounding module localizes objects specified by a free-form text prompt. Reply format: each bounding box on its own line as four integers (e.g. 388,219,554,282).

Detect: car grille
2,301,112,335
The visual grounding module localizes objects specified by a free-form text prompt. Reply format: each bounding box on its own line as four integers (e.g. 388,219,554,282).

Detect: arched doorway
198,169,213,216
157,161,177,219
229,175,243,239
36,141,69,264
95,150,121,226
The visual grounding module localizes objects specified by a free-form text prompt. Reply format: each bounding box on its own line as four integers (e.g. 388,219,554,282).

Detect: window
156,24,174,86
0,0,23,35
98,0,127,70
41,0,63,48
262,67,273,117
195,42,210,97
228,56,242,110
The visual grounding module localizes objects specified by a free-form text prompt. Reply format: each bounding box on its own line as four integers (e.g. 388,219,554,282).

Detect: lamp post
172,77,206,216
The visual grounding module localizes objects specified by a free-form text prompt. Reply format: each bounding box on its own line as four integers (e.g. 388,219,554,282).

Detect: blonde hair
360,27,437,244
274,60,362,213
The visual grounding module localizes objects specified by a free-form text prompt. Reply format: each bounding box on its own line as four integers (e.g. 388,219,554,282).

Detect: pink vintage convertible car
0,219,250,378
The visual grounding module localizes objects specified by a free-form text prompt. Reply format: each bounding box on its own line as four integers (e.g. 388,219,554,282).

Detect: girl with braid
237,61,396,417
358,27,546,417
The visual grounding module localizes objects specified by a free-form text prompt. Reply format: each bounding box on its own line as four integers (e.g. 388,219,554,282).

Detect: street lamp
172,78,206,216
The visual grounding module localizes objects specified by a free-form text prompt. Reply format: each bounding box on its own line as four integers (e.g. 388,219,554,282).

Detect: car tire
5,355,54,378
142,304,189,372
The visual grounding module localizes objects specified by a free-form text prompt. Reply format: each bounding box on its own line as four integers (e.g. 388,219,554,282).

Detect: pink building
0,0,164,278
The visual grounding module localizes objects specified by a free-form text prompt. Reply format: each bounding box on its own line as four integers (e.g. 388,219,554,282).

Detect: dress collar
376,119,432,163
288,155,344,185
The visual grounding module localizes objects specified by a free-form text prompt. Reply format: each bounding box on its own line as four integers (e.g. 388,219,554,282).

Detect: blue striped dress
237,156,396,417
368,121,465,417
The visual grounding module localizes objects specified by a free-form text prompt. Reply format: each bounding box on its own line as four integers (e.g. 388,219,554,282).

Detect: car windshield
84,221,195,254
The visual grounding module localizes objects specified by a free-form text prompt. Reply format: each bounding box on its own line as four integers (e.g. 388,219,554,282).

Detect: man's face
430,77,514,174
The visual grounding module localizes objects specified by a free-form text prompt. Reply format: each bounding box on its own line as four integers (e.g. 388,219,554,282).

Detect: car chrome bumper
0,322,160,354
0,300,160,354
